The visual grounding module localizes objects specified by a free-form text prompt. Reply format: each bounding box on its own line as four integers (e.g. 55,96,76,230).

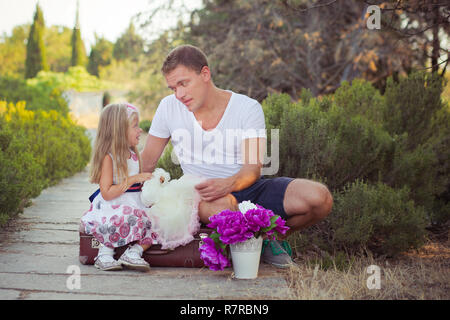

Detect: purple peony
200,202,290,271
267,216,290,238
199,237,230,271
244,208,272,232
207,210,253,244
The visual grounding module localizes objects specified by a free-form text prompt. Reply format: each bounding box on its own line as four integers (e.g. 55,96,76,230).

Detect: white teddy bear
141,168,204,250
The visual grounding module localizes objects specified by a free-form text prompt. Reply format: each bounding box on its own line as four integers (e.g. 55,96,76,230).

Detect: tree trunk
431,0,440,73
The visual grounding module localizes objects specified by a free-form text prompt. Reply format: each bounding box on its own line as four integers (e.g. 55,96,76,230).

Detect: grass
285,238,449,299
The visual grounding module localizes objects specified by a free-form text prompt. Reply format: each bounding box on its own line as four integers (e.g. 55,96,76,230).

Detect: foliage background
0,0,448,257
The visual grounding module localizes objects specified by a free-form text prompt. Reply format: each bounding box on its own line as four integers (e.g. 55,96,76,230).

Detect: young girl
80,103,154,271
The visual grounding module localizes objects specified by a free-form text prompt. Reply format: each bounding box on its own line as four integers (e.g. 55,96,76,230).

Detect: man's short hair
161,45,209,75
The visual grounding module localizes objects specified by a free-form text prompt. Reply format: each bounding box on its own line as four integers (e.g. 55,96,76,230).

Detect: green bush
263,93,394,191
380,73,449,224
330,180,428,256
383,72,445,149
266,72,449,256
0,101,91,226
157,143,182,180
0,116,44,224
333,79,386,125
27,66,112,93
139,119,152,133
0,76,69,114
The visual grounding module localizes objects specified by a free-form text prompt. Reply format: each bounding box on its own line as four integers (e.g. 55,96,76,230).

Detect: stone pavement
0,166,293,300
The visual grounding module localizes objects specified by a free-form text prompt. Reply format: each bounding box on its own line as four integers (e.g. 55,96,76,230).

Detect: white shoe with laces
94,254,123,271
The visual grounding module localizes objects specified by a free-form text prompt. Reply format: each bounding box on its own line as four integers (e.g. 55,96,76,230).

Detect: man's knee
285,179,333,220
319,185,333,219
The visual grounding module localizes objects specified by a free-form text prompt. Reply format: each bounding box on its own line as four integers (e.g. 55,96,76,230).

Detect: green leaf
260,215,280,233
209,232,227,250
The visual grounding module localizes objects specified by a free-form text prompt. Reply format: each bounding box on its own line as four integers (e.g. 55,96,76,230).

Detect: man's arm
195,137,266,202
140,134,170,173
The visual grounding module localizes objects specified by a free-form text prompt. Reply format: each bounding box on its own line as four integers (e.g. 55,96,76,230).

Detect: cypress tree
71,1,87,67
25,3,48,78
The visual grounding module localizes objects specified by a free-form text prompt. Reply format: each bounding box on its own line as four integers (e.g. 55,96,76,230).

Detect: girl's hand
134,172,152,184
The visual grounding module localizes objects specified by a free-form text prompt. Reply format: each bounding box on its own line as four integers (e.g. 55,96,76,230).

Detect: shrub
266,72,448,256
0,101,91,226
0,76,69,114
333,79,386,125
27,66,111,93
383,71,445,149
381,72,449,224
263,93,394,191
330,180,428,256
139,119,152,133
0,116,44,224
157,143,182,180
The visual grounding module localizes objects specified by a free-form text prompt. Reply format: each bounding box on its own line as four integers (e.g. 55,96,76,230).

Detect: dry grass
285,239,450,300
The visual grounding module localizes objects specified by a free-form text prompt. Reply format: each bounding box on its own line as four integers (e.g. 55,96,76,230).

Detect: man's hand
195,178,234,202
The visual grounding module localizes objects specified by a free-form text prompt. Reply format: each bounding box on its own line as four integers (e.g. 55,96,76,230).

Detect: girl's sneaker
94,254,123,271
118,245,150,272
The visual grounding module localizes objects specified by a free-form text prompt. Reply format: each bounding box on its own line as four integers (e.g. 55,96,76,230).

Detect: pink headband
126,104,139,118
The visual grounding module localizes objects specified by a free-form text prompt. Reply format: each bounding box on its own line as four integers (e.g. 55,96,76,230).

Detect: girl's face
127,115,142,147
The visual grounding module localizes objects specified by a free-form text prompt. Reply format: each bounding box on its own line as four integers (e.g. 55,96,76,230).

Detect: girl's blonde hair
90,103,142,184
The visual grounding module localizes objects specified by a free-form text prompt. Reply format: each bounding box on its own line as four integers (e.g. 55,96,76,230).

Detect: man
141,45,333,268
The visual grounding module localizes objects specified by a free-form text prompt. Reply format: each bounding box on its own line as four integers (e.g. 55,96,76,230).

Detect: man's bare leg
283,178,333,236
198,194,239,224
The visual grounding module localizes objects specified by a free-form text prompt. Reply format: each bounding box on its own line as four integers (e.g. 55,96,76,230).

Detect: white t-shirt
149,91,266,178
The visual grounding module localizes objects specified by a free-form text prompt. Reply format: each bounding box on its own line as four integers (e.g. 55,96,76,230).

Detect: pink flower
119,223,130,238
111,204,120,210
109,233,120,243
104,242,114,248
199,237,230,271
199,202,290,271
208,210,253,244
123,206,132,215
133,209,142,217
139,237,152,246
93,232,104,244
133,233,142,241
110,215,124,227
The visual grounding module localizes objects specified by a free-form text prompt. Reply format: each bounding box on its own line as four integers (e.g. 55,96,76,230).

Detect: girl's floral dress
80,151,156,248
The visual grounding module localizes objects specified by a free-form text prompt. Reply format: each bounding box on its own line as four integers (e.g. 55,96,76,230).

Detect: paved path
0,161,292,300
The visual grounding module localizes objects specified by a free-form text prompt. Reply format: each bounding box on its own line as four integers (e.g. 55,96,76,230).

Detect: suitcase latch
91,238,101,249
199,233,208,247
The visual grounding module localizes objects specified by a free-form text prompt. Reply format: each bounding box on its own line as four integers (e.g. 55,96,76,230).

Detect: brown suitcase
79,227,212,268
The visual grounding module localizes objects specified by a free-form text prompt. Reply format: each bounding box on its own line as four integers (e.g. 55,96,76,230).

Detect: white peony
238,200,258,214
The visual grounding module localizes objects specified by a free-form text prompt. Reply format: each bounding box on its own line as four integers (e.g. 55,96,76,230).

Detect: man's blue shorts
231,177,294,220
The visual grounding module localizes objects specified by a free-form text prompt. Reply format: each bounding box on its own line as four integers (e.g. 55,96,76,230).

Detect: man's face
165,64,210,113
